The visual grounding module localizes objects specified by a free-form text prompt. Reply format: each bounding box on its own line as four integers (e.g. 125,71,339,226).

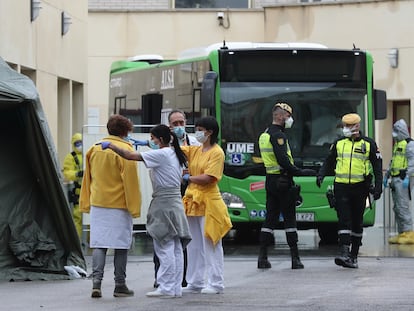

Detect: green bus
108,42,387,243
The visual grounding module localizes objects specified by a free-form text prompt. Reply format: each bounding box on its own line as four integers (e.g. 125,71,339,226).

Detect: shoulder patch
277,138,285,145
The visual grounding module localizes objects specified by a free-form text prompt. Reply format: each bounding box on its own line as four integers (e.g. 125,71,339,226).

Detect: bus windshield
220,82,367,178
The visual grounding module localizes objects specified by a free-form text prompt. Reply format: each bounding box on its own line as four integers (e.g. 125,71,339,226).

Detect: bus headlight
220,192,245,209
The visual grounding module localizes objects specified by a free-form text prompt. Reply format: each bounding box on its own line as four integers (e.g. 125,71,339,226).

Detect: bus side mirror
200,71,218,109
373,89,387,120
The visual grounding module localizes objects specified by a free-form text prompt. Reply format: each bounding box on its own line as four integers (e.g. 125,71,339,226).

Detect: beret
342,113,361,125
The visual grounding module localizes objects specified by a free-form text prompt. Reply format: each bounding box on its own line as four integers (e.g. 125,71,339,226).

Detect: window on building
175,0,248,8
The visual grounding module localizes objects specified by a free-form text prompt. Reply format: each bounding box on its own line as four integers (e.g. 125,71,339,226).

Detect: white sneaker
146,289,175,298
201,287,222,294
182,286,202,294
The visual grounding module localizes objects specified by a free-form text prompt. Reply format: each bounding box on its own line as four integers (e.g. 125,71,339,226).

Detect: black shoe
113,285,134,297
342,257,358,269
292,257,304,269
91,282,102,298
258,259,271,269
334,256,348,267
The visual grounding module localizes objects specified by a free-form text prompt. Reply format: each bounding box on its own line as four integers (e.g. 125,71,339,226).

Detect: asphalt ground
2,226,414,311
2,255,414,311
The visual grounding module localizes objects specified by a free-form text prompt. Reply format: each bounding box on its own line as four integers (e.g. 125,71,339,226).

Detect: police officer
316,113,383,268
63,133,84,239
384,119,414,244
257,102,316,270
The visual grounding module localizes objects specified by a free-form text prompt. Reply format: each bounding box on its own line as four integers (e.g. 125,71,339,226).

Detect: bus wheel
317,224,338,245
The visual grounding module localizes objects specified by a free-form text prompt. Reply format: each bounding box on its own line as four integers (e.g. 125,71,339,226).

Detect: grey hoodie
389,119,414,177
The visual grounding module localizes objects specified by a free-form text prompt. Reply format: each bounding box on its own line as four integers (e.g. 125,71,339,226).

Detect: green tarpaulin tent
0,57,86,281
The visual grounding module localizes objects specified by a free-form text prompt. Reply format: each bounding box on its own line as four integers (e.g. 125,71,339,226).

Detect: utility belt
391,169,407,179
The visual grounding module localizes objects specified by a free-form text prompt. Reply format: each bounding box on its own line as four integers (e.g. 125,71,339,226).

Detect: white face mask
284,117,294,129
195,130,208,143
342,127,353,137
392,131,398,138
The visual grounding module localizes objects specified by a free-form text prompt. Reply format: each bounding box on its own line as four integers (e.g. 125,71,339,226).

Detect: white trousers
154,237,183,296
186,216,224,291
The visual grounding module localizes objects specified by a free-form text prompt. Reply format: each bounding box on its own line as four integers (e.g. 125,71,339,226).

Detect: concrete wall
264,0,414,165
88,0,414,166
0,0,88,165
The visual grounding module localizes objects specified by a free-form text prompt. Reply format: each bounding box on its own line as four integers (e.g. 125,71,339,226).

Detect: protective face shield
173,126,186,139
284,116,294,129
149,140,160,150
195,130,208,143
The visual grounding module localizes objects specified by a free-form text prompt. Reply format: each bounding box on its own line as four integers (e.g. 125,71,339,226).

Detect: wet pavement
2,225,414,311
3,193,414,310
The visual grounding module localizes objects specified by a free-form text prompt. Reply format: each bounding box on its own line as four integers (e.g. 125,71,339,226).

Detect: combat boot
91,281,102,298
334,244,350,267
290,246,304,269
342,256,358,269
257,246,271,269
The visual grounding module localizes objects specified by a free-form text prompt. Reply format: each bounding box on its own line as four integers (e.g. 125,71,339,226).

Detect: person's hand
316,176,324,188
130,138,148,146
370,186,382,200
383,177,388,188
403,177,409,189
101,141,111,150
76,170,84,178
182,174,190,182
301,169,316,176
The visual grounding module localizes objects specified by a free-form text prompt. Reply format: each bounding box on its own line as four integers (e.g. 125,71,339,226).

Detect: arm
406,140,414,177
107,142,143,161
186,174,216,185
368,139,383,196
270,132,302,176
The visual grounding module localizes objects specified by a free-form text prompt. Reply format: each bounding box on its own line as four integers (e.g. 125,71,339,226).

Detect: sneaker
146,289,175,298
113,284,134,297
201,287,222,294
182,286,202,294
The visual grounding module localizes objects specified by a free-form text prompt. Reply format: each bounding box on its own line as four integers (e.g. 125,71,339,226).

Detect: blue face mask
149,140,159,150
173,126,186,139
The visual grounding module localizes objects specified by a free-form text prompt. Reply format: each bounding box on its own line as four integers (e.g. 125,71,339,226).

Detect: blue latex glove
383,177,388,188
101,141,111,150
182,174,190,182
403,177,409,189
129,138,148,146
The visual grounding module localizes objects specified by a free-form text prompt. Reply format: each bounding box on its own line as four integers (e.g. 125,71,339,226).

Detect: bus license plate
296,213,314,222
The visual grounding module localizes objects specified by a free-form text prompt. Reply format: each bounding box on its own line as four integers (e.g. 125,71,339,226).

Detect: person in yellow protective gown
63,133,83,238
181,116,232,295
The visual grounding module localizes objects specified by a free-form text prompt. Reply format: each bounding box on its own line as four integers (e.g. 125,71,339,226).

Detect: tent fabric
0,57,86,281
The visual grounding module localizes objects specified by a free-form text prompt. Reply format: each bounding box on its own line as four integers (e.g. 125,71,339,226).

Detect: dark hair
168,109,186,122
195,116,219,144
150,124,187,167
107,114,133,137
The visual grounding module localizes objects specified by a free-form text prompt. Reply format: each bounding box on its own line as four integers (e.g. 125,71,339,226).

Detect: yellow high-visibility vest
390,140,408,177
335,138,371,184
259,131,293,174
